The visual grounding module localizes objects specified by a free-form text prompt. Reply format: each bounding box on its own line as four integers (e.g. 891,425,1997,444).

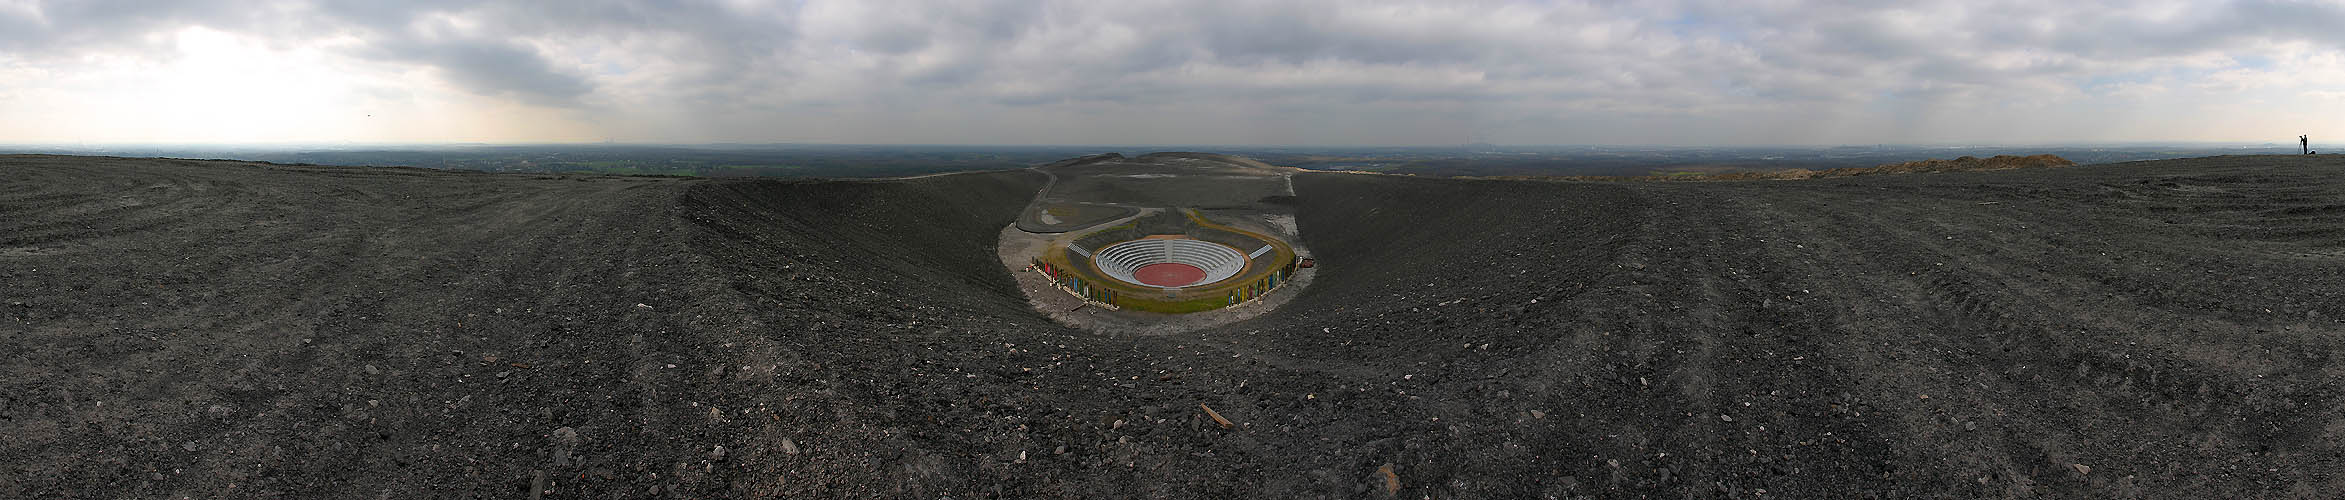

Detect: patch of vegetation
1116,295,1241,314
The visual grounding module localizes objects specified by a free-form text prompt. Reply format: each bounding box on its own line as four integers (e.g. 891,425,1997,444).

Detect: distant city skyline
1,0,2340,146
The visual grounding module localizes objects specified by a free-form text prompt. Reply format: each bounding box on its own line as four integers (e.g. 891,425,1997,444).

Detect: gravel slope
4,154,2343,498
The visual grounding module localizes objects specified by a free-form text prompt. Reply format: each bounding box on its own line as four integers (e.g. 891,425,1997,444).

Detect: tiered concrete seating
1092,238,1247,288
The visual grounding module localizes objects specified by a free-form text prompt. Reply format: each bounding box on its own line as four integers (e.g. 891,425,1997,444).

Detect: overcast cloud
1,0,2340,145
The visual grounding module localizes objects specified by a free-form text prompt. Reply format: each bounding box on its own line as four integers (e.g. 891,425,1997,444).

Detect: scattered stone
1529,410,1547,419
1721,414,1734,422
2071,463,2091,476
205,404,233,418
550,426,583,466
182,441,199,452
779,438,800,455
635,303,653,310
552,427,580,447
709,445,727,460
1054,445,1067,455
1377,463,1401,495
1112,419,1127,429
363,364,381,375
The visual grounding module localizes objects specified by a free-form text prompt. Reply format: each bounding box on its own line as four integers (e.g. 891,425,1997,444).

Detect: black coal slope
681,172,1048,317
675,158,2345,498
6,155,2345,498
1264,173,1642,355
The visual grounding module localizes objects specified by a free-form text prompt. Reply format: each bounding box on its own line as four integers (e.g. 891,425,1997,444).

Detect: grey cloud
4,0,2342,144
0,0,597,104
0,0,253,51
366,38,592,104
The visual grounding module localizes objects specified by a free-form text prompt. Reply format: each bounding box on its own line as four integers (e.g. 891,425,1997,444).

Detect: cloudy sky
1,0,2340,145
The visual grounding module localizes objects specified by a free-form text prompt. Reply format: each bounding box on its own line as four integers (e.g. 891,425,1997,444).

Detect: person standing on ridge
2303,135,2311,155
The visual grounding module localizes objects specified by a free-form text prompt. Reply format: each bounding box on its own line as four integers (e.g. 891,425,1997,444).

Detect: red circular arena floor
1132,262,1207,287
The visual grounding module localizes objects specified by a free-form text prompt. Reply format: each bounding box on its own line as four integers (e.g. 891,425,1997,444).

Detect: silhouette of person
2304,135,2312,155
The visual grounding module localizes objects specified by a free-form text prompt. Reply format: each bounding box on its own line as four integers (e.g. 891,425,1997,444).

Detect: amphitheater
1017,153,1306,314
1087,237,1257,288
1033,209,1298,313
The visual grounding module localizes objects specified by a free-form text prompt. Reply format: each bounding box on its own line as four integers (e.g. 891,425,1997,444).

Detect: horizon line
0,140,2309,150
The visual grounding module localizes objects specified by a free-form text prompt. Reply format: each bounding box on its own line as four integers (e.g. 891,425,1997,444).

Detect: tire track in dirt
1692,160,2345,497
0,157,731,498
